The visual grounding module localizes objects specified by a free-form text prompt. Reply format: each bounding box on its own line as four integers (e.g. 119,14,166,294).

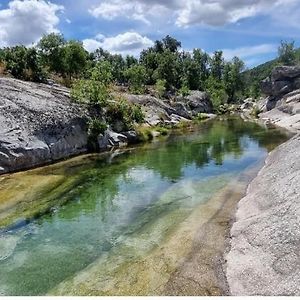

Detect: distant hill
243,49,300,98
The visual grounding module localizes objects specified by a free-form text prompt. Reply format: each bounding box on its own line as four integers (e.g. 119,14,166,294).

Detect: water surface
0,117,289,295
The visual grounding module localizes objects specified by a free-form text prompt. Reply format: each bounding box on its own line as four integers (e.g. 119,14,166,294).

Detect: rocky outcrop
0,77,89,175
122,90,213,126
0,77,214,175
227,65,300,295
261,65,300,97
257,65,300,132
226,134,300,296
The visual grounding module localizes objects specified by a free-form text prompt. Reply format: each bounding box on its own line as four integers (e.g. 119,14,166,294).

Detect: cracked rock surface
0,77,89,174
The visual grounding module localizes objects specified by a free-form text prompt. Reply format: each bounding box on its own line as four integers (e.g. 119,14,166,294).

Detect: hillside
243,48,300,97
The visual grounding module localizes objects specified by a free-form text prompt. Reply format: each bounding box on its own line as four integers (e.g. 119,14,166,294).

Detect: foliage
1,46,46,82
107,98,144,130
155,79,167,98
278,40,296,65
178,82,190,97
206,75,228,110
63,41,88,79
71,61,113,105
87,118,108,150
135,126,154,142
124,64,147,94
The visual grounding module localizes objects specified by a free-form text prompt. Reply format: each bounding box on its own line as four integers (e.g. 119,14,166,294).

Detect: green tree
223,56,245,102
38,33,66,74
71,61,113,106
124,64,147,94
210,50,224,81
63,41,88,79
155,79,167,98
278,40,296,65
153,50,180,90
162,35,181,53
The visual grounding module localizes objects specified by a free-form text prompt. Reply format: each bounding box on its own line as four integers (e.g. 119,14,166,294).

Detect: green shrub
135,126,154,142
124,65,147,94
71,61,113,106
107,98,144,131
155,79,167,98
87,118,108,150
178,84,190,97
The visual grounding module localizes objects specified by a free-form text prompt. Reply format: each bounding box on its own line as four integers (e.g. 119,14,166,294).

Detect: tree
223,56,245,102
63,41,88,79
278,40,296,65
71,61,113,106
124,64,147,94
2,46,46,82
193,48,209,88
210,51,224,81
37,33,66,74
153,49,180,90
162,35,181,53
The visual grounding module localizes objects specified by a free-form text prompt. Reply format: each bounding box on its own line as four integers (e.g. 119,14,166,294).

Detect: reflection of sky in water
0,117,289,295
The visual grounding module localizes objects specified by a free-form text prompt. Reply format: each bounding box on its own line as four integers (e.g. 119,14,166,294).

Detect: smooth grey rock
122,131,139,143
98,129,128,151
0,77,89,174
186,91,213,114
227,135,300,296
261,65,300,97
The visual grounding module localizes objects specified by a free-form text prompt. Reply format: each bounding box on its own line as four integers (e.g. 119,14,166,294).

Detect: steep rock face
261,65,300,97
0,77,89,174
258,66,300,132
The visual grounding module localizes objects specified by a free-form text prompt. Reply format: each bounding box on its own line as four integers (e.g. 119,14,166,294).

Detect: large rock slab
261,66,300,97
226,134,300,295
0,77,89,174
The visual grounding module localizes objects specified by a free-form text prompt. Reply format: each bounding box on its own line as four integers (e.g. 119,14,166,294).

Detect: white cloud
83,32,154,56
89,0,300,28
0,0,63,47
221,44,277,67
222,44,277,60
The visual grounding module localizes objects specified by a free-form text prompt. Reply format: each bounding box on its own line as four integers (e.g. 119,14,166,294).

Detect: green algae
0,117,289,296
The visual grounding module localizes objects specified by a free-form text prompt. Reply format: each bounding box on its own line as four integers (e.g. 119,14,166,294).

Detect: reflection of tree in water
133,117,287,180
35,117,288,223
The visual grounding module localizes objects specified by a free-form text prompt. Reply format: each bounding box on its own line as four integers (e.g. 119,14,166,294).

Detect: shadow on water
0,116,289,295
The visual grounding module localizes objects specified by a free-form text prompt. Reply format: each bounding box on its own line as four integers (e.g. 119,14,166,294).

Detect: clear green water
0,117,289,295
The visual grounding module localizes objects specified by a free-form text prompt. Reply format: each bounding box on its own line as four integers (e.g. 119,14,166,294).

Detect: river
0,117,289,296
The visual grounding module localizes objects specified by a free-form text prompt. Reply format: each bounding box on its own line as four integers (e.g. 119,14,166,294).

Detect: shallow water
0,117,289,295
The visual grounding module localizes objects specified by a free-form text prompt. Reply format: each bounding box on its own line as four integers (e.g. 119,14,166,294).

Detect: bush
178,84,190,97
107,98,144,131
155,79,167,98
71,61,113,106
135,126,154,142
87,118,108,150
124,65,147,94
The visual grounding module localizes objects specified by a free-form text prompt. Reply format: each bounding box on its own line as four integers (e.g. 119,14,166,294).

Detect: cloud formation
222,43,277,67
83,32,154,56
0,0,63,47
89,0,300,28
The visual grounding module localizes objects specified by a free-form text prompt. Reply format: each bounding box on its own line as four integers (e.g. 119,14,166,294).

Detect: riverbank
0,76,214,175
226,111,300,294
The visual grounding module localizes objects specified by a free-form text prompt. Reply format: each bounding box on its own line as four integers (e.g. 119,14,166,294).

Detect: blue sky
0,0,300,68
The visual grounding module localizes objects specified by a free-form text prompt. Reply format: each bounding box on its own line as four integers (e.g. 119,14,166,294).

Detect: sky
0,0,300,68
